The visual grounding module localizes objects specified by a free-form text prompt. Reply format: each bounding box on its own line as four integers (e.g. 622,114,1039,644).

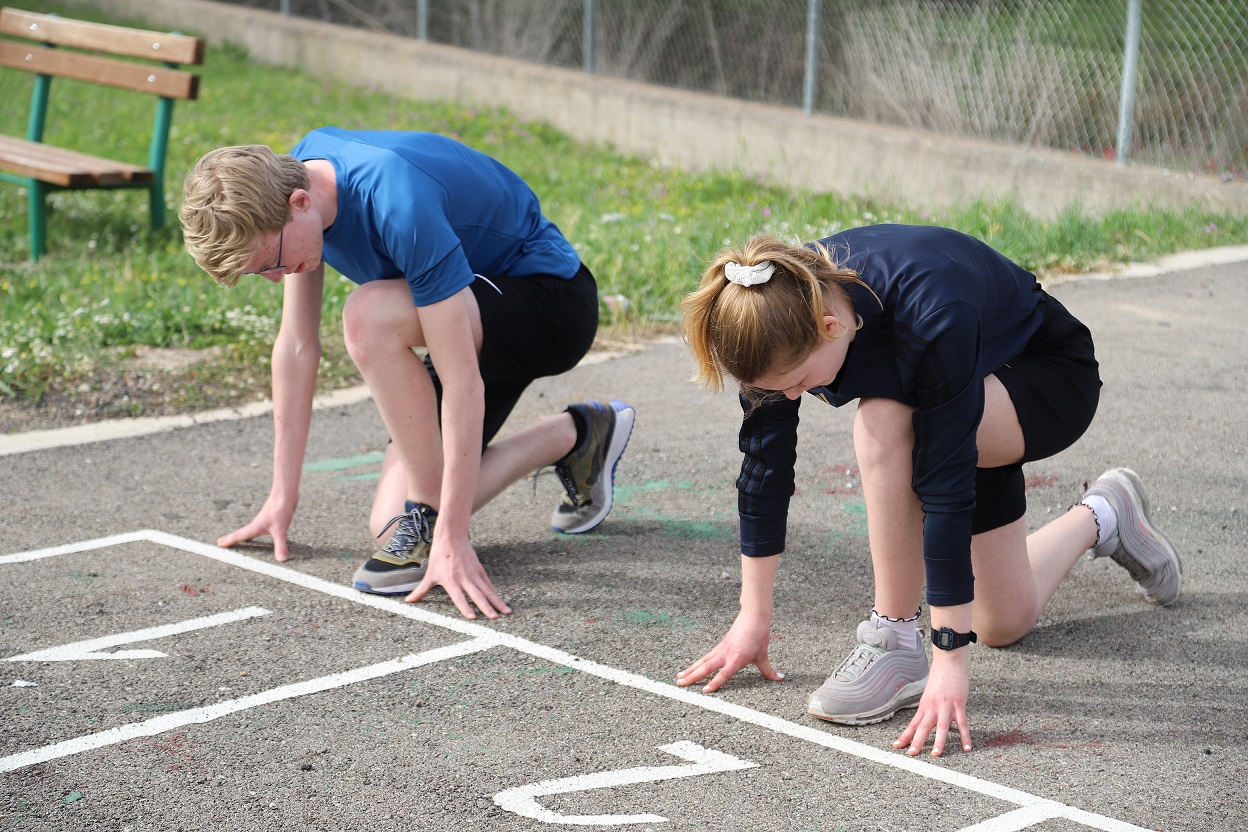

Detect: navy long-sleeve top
737,224,1044,606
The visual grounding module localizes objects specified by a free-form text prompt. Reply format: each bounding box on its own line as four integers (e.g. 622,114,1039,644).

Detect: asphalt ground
1,260,1246,831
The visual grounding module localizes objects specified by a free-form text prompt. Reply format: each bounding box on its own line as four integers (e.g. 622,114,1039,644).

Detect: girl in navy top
677,225,1182,757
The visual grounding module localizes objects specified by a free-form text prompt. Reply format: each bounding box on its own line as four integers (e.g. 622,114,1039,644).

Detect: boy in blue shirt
180,128,634,620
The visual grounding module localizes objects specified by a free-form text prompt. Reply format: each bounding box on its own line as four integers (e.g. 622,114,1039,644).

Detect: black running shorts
422,263,599,447
972,289,1101,534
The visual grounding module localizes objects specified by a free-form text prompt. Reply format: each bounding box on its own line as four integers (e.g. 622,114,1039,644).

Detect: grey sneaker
550,400,635,534
807,619,929,726
1083,467,1182,606
353,501,436,595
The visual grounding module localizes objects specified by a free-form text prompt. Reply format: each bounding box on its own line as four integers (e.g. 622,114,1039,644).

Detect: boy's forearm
268,335,321,499
435,375,485,539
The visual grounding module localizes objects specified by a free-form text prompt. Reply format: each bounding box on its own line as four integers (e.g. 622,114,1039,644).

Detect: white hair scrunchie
724,260,775,287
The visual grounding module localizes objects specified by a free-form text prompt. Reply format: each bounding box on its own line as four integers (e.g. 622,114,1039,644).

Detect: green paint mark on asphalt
843,500,868,533
618,609,696,631
303,453,386,472
1,618,13,625
338,552,355,562
627,506,735,541
63,792,83,804
612,480,696,503
303,453,385,481
517,666,576,675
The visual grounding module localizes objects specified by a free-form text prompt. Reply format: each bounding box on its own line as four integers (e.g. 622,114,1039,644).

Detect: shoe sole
352,579,420,596
1107,468,1183,606
552,400,635,534
806,677,927,726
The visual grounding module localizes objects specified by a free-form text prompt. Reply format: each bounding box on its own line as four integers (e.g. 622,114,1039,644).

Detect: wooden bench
0,7,205,260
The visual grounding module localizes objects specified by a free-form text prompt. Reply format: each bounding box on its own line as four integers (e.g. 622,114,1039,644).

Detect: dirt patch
128,345,224,371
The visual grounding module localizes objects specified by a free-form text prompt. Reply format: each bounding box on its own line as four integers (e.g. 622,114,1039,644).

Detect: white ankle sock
1081,494,1118,553
871,609,919,650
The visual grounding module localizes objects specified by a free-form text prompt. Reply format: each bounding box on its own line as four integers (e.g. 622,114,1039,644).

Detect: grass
1,0,1246,416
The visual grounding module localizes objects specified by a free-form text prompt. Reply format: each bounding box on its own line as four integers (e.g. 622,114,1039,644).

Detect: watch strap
932,627,977,650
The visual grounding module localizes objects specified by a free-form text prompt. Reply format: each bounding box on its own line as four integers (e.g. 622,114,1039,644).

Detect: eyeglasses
246,227,284,276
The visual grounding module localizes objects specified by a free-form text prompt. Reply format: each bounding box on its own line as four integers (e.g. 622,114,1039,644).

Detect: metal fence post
417,0,428,41
1115,0,1142,165
803,0,820,114
279,0,290,16
583,0,596,74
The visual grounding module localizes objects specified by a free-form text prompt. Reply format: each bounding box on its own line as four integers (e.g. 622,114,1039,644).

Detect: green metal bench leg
149,180,165,232
27,179,47,261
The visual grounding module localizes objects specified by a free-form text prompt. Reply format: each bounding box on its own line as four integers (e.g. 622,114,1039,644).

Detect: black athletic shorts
422,262,599,448
971,288,1101,534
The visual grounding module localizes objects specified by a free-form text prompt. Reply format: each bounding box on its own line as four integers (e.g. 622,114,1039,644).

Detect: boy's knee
342,285,392,359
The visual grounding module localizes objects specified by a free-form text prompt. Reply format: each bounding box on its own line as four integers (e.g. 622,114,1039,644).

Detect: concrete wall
77,0,1246,219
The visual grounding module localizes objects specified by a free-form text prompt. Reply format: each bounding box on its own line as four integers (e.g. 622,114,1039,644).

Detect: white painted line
6,606,272,662
2,531,1152,832
955,806,1061,832
958,808,1058,832
494,741,758,826
0,636,496,774
0,531,153,564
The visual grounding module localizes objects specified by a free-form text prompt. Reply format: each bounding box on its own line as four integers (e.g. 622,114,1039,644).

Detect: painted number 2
494,741,758,826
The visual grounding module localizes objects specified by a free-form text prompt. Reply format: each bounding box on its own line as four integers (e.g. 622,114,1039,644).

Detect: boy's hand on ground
894,647,972,757
677,611,783,693
217,497,295,563
406,536,511,620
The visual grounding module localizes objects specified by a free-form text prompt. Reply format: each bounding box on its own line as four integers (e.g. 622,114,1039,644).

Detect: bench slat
0,8,204,65
0,40,199,98
0,135,153,187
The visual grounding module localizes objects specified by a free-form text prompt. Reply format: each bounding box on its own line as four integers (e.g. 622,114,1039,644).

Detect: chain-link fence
220,0,1248,179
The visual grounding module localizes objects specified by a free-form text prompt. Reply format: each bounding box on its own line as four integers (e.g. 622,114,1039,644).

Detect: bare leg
343,281,455,513
970,376,1098,646
347,281,579,538
369,413,577,537
856,375,1098,638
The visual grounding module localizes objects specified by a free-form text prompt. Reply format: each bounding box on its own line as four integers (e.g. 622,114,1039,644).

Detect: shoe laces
832,643,880,681
555,463,588,507
376,505,433,557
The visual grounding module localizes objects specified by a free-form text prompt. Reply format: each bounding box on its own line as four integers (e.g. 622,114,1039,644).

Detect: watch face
935,629,953,649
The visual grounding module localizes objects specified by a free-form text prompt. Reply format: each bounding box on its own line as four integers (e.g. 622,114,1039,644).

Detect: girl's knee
977,627,1027,649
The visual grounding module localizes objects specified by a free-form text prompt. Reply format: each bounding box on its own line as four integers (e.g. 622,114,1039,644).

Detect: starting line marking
5,606,273,662
1,530,1150,832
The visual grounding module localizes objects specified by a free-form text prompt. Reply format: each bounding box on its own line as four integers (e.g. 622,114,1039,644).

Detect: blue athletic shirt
737,224,1045,607
290,128,581,306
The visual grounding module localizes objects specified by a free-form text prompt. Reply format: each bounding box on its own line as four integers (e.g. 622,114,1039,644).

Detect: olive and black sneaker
550,400,635,534
352,500,436,595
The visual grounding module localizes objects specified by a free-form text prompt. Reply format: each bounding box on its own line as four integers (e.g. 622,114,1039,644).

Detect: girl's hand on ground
406,534,511,620
216,496,295,563
894,648,972,757
677,611,783,693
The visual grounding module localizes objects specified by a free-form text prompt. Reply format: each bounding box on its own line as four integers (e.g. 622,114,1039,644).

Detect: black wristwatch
932,627,977,651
